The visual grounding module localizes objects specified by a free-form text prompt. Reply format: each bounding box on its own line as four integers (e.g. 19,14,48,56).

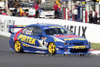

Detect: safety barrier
0,15,100,43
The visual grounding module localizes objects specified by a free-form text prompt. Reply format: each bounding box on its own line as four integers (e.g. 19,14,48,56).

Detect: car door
18,26,43,51
31,26,43,47
18,26,35,46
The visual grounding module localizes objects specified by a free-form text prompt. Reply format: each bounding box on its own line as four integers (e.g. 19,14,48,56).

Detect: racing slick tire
48,42,56,55
14,40,23,53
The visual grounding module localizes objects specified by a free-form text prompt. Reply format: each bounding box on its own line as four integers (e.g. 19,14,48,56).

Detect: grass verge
91,43,100,50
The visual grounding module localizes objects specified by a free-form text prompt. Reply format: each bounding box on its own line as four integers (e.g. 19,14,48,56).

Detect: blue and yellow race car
9,24,91,55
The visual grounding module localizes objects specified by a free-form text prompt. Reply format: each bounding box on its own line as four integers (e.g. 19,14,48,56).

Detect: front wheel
48,42,56,55
14,40,23,53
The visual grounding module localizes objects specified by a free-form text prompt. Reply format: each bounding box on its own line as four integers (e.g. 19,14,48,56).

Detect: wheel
48,42,56,55
14,40,23,53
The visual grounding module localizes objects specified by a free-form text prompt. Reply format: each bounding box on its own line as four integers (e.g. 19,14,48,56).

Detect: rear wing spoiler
9,25,26,34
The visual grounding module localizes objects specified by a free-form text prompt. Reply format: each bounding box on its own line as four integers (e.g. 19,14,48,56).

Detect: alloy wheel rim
15,41,21,52
48,43,56,54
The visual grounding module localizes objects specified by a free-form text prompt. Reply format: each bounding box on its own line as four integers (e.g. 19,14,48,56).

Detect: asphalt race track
0,35,100,67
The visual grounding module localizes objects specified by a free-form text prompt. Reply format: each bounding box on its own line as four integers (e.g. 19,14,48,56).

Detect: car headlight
64,42,67,46
64,42,70,46
87,42,91,44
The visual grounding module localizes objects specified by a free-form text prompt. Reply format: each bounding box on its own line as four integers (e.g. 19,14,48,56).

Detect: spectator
56,0,61,19
8,0,13,7
53,1,59,18
69,10,72,21
2,10,8,15
73,7,78,21
19,5,25,16
32,2,37,8
12,0,16,7
12,6,17,16
15,1,19,7
94,12,98,24
8,10,12,16
2,4,6,10
0,8,2,14
0,10,2,14
89,11,93,23
58,8,61,19
77,3,81,21
34,3,40,18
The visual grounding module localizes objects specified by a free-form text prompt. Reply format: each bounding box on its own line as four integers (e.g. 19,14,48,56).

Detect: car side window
21,28,27,34
32,26,42,36
21,27,33,35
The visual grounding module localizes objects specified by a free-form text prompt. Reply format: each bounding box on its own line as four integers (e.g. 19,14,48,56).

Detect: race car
9,24,91,55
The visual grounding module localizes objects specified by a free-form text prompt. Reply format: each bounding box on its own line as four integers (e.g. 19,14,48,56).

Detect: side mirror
38,33,43,37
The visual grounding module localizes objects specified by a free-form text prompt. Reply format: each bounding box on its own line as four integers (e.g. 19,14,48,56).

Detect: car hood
52,34,87,43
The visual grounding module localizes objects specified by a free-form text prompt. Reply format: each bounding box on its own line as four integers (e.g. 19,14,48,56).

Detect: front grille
70,49,88,53
46,15,53,16
71,43,84,45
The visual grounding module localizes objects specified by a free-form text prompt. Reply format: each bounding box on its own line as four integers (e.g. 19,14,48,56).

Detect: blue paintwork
9,24,91,54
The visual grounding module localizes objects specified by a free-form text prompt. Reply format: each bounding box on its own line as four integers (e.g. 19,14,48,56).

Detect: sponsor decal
0,19,15,32
23,43,30,47
0,19,5,32
49,26,61,28
64,25,87,38
22,42,47,50
55,35,78,38
73,46,86,49
64,38,86,41
15,25,26,27
18,34,36,45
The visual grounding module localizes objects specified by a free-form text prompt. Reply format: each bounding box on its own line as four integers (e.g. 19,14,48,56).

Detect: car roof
26,24,62,28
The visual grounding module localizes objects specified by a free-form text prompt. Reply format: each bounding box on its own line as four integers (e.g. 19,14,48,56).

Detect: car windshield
45,28,74,35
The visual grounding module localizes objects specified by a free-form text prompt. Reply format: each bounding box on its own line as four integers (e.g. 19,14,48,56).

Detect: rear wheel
14,40,23,53
48,42,56,55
